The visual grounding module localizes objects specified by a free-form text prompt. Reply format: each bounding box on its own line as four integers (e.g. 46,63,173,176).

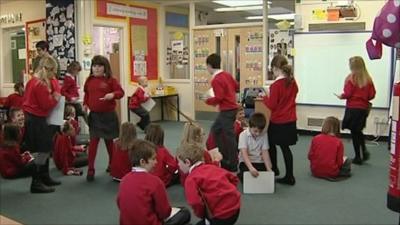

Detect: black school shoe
352,157,363,165
276,176,296,186
362,150,370,162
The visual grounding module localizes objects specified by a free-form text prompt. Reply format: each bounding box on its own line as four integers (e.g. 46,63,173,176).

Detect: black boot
41,161,61,186
30,165,55,193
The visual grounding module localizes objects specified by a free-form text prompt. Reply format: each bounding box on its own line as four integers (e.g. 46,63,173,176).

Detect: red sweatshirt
179,150,219,185
61,74,79,102
151,146,178,186
69,118,80,146
110,142,131,180
206,71,239,111
0,145,25,178
4,93,24,109
23,77,59,117
53,133,76,175
129,87,149,109
308,134,344,178
185,163,240,219
234,120,244,140
117,170,172,225
83,76,124,112
341,75,376,109
50,78,61,94
263,78,298,124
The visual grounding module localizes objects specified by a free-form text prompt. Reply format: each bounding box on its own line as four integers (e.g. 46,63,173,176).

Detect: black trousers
165,207,191,225
131,107,150,131
196,210,240,225
269,144,294,178
238,162,267,181
351,130,366,159
210,109,238,172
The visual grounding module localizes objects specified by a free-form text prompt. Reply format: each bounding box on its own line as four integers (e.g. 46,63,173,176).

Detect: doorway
2,26,26,84
92,26,123,121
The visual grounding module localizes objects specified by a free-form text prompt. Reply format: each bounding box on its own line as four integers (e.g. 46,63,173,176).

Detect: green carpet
0,121,398,225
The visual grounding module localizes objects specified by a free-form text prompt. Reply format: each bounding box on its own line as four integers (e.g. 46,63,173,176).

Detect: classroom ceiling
144,0,295,24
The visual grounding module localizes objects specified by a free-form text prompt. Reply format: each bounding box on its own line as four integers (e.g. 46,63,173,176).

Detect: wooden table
127,93,180,122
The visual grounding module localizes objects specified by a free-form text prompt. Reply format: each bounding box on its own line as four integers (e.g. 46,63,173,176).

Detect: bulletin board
46,0,76,78
193,29,216,112
25,19,46,75
96,0,158,82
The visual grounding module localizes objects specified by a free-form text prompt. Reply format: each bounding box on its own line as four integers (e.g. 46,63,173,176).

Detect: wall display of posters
25,19,46,75
46,0,76,78
97,0,158,82
268,29,294,80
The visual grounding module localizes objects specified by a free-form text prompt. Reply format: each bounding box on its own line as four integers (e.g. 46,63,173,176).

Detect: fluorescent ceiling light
246,16,263,20
268,13,295,20
215,5,263,12
213,0,271,7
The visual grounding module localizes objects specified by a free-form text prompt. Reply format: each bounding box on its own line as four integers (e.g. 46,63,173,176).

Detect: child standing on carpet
83,55,124,181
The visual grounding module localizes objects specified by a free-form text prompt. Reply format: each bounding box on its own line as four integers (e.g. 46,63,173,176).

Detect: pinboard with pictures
46,0,76,79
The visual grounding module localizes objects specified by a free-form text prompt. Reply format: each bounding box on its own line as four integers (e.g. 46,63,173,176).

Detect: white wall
0,0,46,96
295,0,390,136
295,0,385,31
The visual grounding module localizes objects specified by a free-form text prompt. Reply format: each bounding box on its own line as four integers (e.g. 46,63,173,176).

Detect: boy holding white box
129,76,151,131
238,113,273,181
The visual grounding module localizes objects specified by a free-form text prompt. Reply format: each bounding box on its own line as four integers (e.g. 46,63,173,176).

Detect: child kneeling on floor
308,116,351,180
110,122,137,181
177,143,241,225
117,139,190,225
238,113,273,181
0,123,35,179
145,124,179,187
53,121,88,176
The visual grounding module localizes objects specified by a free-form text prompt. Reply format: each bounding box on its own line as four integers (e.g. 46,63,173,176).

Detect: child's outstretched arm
261,150,272,171
241,148,259,178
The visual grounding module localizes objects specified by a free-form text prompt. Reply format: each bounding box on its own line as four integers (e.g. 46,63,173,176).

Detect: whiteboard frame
293,31,395,110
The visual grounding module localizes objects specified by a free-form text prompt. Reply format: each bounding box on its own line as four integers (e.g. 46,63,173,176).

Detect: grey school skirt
88,111,119,139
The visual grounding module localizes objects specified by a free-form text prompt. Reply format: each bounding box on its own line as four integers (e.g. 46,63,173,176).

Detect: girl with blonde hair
337,56,376,165
23,55,61,193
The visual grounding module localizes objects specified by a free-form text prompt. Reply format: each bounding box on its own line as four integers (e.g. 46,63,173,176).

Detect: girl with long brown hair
263,54,298,185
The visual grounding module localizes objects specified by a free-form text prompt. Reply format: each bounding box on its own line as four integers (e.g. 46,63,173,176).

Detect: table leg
161,98,164,121
177,95,180,121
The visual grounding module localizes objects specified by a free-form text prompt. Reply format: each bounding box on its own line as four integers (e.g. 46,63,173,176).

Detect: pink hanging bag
367,0,400,59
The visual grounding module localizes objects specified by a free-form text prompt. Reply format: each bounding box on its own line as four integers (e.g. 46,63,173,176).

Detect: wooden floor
0,215,23,225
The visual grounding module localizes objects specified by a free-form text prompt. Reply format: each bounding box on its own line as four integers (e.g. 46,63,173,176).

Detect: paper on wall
141,98,156,112
47,96,65,126
18,49,26,59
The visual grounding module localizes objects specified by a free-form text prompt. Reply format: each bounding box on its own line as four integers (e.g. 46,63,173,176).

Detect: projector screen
294,32,393,108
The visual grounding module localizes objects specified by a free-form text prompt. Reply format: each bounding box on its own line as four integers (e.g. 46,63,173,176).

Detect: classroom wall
295,0,385,32
0,0,46,97
295,0,390,136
